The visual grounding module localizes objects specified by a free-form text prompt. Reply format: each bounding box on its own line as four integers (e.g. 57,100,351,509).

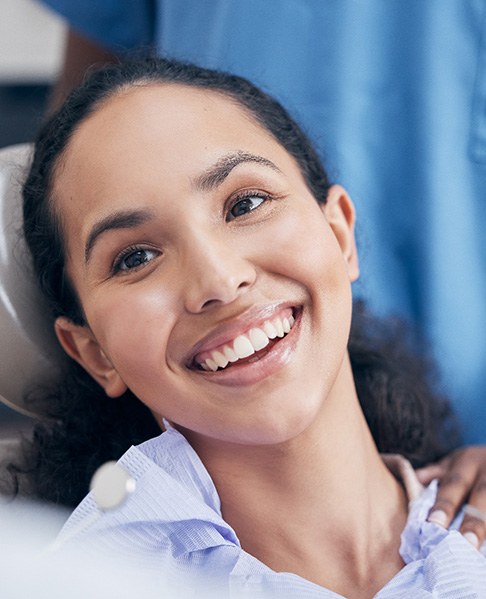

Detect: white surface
90,462,136,511
0,0,65,82
1,499,166,598
0,143,62,415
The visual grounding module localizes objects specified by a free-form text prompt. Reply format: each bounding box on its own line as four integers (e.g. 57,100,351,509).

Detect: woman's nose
182,233,257,313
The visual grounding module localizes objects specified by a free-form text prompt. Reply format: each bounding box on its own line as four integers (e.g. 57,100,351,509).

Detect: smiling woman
10,58,486,596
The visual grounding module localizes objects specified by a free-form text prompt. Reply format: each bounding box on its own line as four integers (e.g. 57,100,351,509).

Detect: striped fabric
55,424,486,598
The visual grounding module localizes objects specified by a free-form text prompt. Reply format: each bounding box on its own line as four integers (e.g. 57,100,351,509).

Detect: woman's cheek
88,285,174,364
255,207,343,282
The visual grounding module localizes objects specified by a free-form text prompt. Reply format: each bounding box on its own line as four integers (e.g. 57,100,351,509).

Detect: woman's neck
184,357,408,597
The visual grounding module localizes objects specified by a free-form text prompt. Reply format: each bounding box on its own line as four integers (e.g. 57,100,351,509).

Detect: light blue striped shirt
55,424,486,598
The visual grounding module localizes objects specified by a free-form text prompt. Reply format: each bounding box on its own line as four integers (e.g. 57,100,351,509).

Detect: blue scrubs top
41,0,486,442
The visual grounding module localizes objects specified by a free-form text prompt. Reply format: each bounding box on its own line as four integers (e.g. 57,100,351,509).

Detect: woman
20,58,485,596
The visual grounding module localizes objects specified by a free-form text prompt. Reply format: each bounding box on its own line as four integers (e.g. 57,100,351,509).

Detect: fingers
459,480,486,549
416,452,452,485
415,464,446,486
428,470,474,527
425,446,486,549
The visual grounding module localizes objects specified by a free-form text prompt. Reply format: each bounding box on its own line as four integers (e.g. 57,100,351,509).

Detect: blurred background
0,0,64,431
0,0,64,149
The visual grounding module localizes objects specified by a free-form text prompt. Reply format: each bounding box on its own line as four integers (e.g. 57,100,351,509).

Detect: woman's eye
227,194,267,221
114,248,158,273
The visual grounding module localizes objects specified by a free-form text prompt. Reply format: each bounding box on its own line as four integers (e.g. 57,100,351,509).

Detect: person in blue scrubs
40,0,486,447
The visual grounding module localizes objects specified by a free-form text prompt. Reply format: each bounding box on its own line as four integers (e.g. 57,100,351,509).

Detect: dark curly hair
7,57,457,507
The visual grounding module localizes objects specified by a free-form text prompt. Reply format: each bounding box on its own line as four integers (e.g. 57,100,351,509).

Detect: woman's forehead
56,84,283,180
54,83,298,195
51,83,307,246
74,83,266,145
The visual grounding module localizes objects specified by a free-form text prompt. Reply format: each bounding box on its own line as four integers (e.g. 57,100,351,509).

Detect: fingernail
428,509,448,527
463,531,480,549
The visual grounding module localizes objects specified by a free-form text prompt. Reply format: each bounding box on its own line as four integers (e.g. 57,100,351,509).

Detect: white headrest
0,143,61,416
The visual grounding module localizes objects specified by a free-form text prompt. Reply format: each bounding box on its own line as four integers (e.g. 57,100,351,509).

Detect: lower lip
193,309,302,387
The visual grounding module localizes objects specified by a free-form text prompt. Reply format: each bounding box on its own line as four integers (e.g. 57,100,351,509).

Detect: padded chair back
0,143,61,416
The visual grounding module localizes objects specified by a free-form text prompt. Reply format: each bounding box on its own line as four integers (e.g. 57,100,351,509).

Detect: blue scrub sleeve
40,0,155,52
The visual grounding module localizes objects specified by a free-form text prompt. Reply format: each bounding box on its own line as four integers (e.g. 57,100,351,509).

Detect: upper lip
185,302,298,367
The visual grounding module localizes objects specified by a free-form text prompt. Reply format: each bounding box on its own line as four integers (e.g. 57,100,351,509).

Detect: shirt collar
128,430,440,560
118,422,239,554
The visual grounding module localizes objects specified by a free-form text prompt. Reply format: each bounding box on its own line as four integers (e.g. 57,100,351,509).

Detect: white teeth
223,346,239,362
212,350,229,369
200,311,297,372
282,317,291,333
263,321,278,339
233,335,255,359
249,327,270,351
274,318,285,338
206,358,219,372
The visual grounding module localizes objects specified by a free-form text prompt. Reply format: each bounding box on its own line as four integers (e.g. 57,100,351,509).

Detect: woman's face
53,84,359,446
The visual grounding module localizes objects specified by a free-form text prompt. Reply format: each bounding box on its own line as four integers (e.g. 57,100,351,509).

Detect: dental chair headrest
0,143,61,417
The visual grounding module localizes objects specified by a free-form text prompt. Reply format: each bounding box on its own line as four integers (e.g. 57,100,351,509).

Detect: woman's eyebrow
194,151,282,191
85,209,154,263
84,153,279,263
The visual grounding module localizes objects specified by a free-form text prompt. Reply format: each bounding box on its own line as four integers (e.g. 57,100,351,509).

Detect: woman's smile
52,82,358,445
187,304,303,386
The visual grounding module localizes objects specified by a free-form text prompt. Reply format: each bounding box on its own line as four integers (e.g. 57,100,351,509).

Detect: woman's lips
194,309,295,371
189,307,302,387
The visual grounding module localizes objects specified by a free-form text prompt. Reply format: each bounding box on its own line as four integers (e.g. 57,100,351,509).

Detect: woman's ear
322,185,360,282
54,317,128,398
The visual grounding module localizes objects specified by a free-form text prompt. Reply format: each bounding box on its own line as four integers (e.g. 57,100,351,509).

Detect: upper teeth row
200,314,295,372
